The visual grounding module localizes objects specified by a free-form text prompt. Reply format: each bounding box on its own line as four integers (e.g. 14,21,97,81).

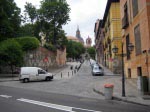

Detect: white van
19,67,53,83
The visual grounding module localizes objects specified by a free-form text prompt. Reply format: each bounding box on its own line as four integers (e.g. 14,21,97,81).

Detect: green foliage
0,0,21,41
40,0,70,27
66,41,85,59
44,43,56,52
18,24,34,37
24,2,37,23
87,47,96,59
0,39,23,68
15,37,40,51
24,0,70,48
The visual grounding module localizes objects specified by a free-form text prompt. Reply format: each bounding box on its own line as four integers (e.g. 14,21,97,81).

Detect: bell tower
76,25,81,38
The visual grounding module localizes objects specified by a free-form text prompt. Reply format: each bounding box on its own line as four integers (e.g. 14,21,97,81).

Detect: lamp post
112,42,134,97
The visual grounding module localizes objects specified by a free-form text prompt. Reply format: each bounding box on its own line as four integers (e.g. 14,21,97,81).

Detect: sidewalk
93,66,150,106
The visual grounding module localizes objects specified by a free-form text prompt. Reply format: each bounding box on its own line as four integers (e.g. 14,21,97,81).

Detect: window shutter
132,0,138,17
134,24,141,55
126,34,130,60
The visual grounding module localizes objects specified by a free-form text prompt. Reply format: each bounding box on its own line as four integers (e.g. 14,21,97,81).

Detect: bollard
61,72,62,78
74,69,76,74
68,72,69,77
72,71,73,76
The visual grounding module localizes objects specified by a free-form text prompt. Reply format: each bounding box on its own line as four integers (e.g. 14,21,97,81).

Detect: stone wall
56,48,66,66
0,46,67,74
24,46,58,69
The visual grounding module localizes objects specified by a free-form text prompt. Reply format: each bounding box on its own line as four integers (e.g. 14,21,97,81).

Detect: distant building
76,26,84,45
85,36,92,48
67,26,84,45
94,20,104,66
67,36,80,43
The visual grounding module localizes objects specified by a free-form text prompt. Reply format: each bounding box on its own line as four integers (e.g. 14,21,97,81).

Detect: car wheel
23,78,29,83
46,77,50,81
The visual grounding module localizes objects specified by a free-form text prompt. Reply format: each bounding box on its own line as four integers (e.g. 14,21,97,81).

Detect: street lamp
112,43,134,97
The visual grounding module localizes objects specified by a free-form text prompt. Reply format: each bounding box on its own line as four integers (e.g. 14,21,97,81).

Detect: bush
44,43,56,52
15,36,40,51
0,39,23,73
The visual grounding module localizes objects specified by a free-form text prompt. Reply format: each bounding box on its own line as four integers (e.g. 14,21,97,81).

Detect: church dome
67,36,80,42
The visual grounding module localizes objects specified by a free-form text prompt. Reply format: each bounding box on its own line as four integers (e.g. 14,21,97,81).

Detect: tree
0,0,21,41
66,41,85,59
15,37,40,51
18,23,34,37
24,0,70,49
87,47,96,59
24,2,37,24
0,39,23,73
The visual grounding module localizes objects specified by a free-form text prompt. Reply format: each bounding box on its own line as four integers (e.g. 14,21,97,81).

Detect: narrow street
0,61,149,112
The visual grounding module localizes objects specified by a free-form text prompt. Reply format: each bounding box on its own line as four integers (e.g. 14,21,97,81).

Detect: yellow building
102,0,122,73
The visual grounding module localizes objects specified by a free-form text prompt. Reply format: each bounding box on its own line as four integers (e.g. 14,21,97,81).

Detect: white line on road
0,95,12,98
17,98,102,112
17,98,74,112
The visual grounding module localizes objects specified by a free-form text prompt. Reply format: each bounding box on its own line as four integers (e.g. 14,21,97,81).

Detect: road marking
17,98,74,112
17,98,102,112
0,95,12,98
73,107,102,112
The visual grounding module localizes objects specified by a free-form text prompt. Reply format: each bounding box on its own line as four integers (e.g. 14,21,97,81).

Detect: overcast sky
14,0,107,45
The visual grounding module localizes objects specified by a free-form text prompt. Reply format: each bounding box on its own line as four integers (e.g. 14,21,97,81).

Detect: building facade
85,36,92,48
102,0,122,73
120,0,150,92
94,20,105,65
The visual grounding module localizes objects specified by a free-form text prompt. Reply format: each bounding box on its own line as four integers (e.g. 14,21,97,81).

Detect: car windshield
93,66,99,70
93,66,102,70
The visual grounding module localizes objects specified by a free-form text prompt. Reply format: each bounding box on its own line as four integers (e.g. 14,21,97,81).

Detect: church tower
76,25,81,39
75,26,84,45
86,36,92,48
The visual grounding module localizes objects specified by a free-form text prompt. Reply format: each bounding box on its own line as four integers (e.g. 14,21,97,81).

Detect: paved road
0,60,150,112
0,61,105,99
0,86,150,112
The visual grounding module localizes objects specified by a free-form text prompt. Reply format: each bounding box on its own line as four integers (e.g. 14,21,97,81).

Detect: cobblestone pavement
0,61,104,99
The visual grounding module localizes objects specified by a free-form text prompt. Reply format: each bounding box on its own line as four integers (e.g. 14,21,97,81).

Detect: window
38,69,46,74
122,2,129,29
132,0,138,17
134,24,141,55
126,34,130,60
128,68,131,78
137,67,142,76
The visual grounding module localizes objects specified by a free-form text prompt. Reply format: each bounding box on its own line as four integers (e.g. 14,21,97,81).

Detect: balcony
122,15,129,29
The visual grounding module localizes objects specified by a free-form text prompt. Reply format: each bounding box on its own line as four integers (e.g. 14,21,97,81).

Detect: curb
93,88,150,107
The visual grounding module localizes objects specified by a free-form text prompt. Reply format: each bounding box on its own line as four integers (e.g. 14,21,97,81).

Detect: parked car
19,67,53,83
92,65,104,76
90,59,97,68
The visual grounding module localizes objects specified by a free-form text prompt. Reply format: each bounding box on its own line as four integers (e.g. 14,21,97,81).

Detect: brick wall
24,46,57,69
